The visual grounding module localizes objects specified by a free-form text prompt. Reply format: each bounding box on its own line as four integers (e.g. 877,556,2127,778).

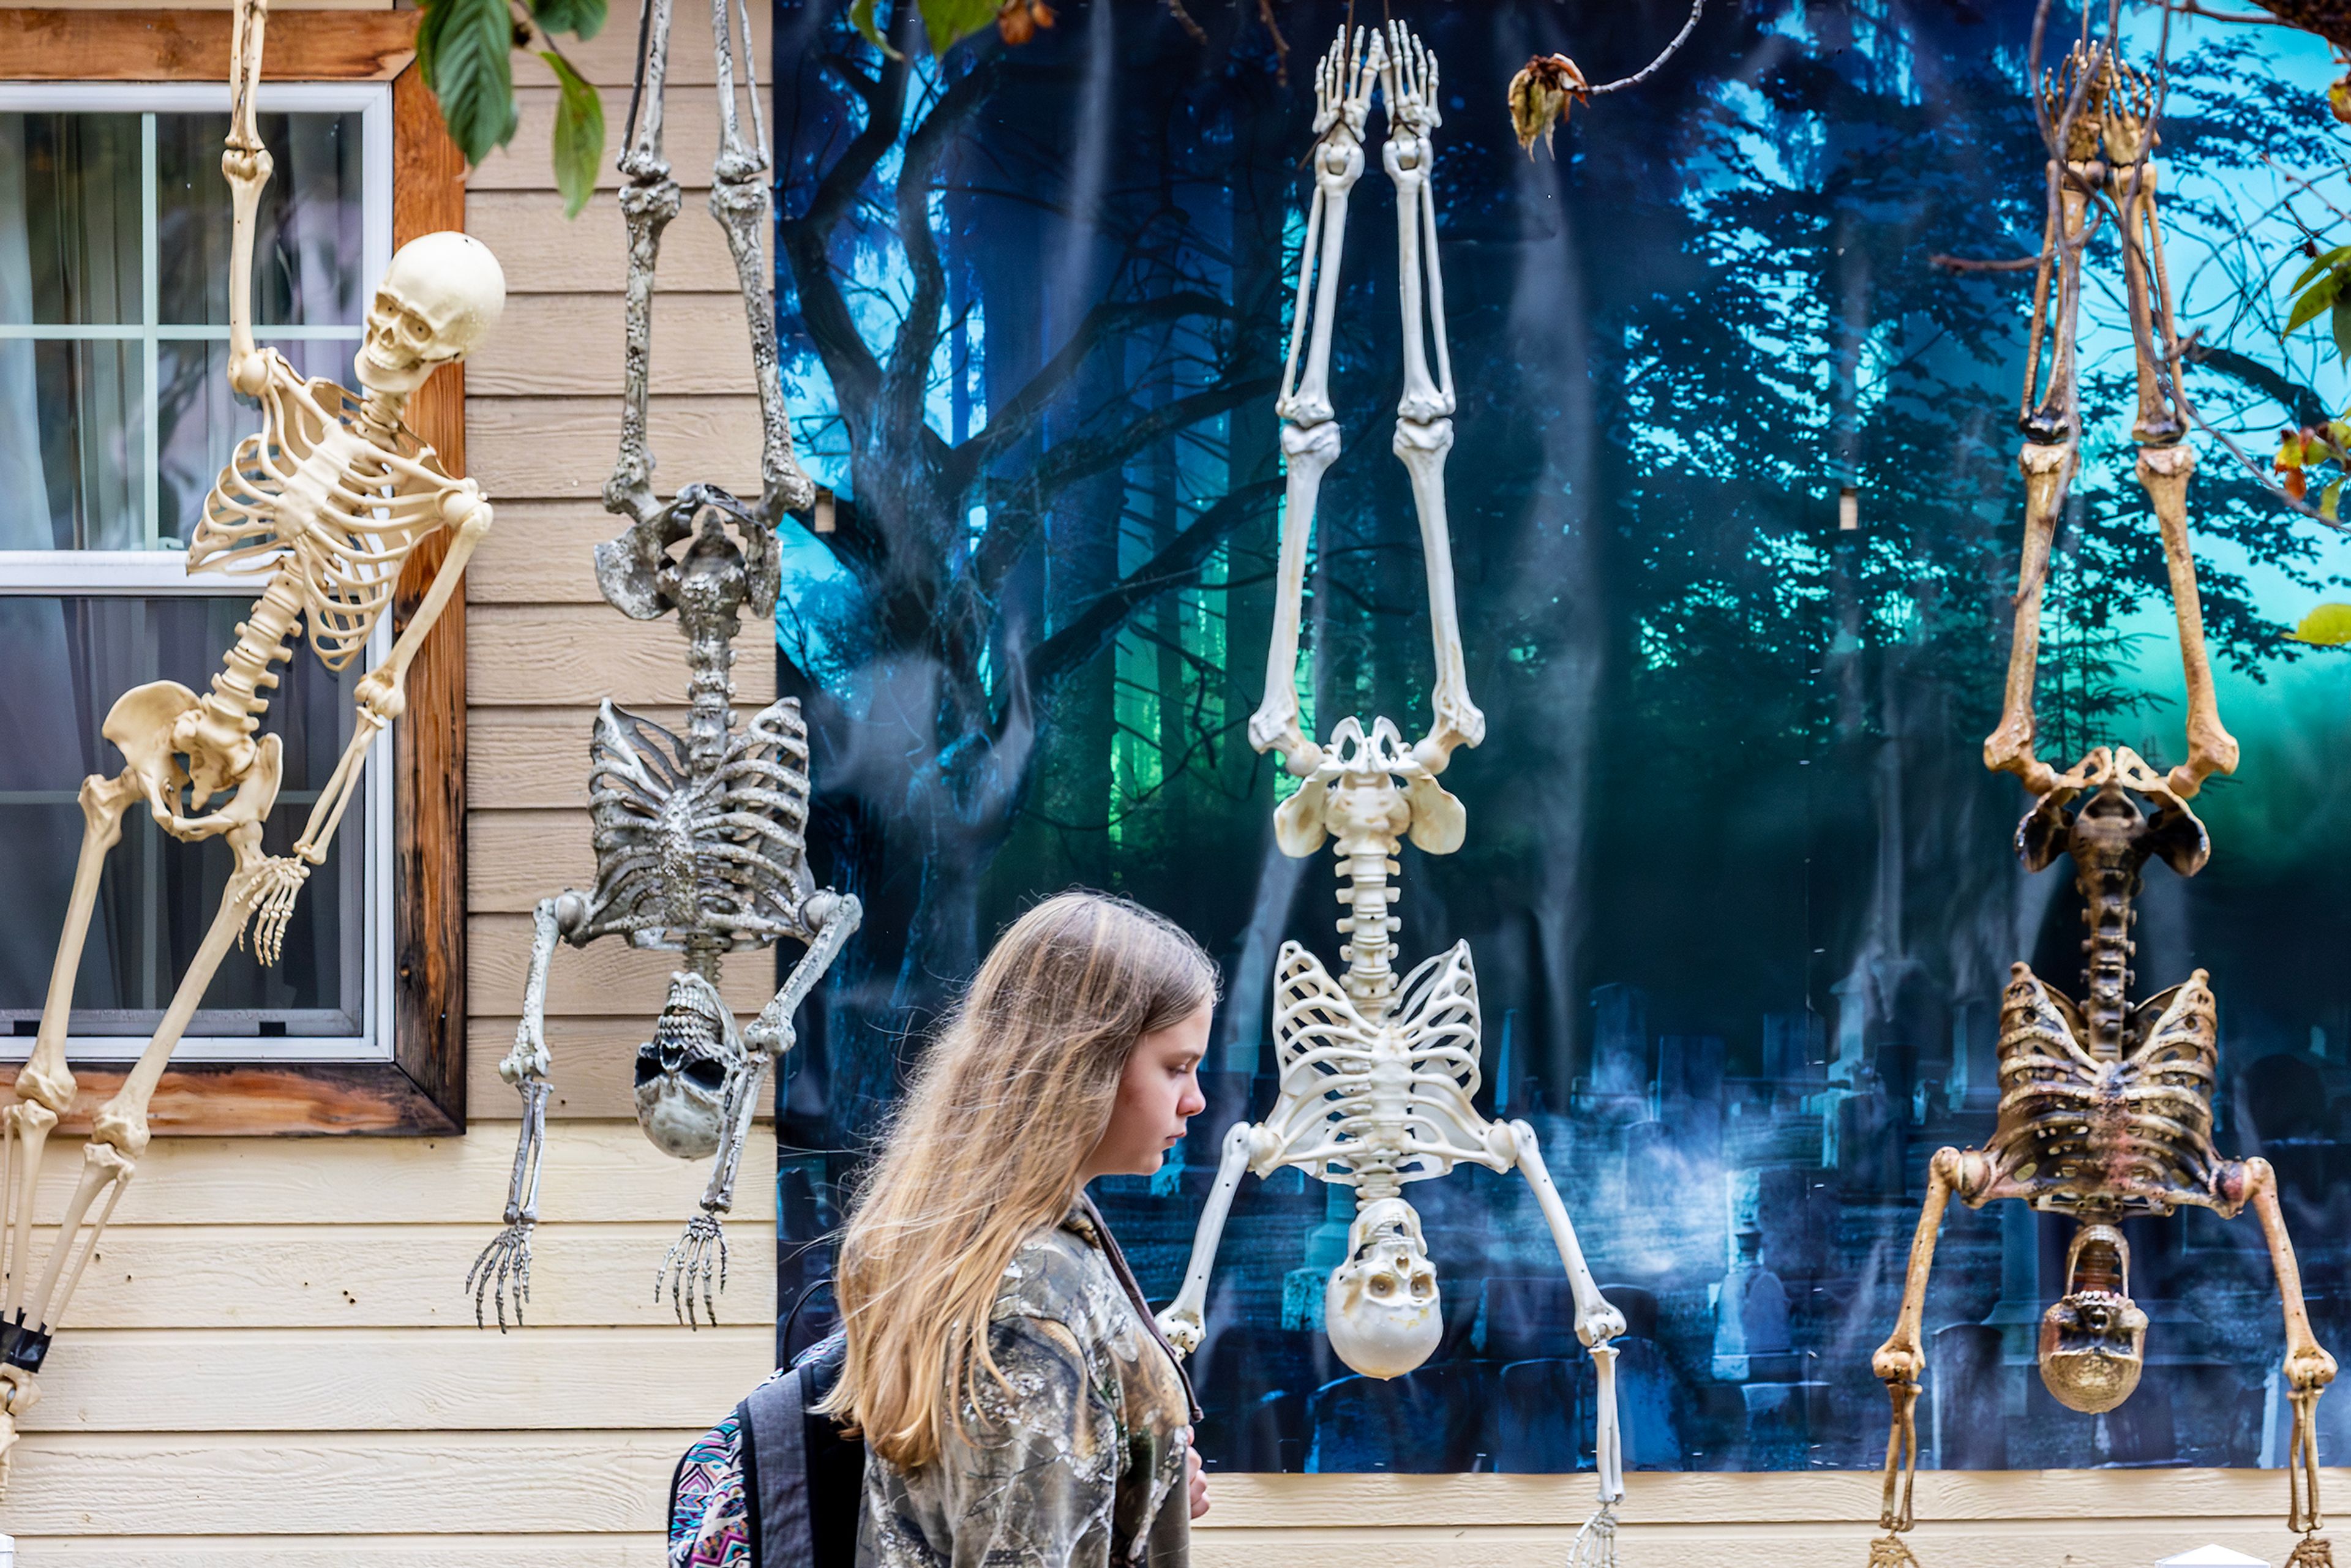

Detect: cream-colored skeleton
0,0,503,1480
1155,26,1625,1557
1865,43,2333,1568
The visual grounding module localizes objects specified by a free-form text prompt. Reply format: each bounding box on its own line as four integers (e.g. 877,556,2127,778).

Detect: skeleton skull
356,231,507,396
2038,1222,2148,1414
1325,1197,1443,1379
632,972,742,1160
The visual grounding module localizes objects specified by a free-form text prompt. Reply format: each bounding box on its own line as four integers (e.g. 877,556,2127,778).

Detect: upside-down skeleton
464,0,860,1333
1865,42,2334,1568
1149,24,1629,1561
0,0,506,1483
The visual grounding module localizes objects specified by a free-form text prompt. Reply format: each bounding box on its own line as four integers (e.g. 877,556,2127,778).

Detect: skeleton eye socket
1368,1274,1395,1297
633,1048,664,1086
684,1057,730,1091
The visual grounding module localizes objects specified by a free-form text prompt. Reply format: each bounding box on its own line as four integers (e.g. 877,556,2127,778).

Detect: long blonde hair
822,890,1218,1469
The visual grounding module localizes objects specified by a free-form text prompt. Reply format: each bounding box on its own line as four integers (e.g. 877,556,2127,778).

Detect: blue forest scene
761,0,2351,1477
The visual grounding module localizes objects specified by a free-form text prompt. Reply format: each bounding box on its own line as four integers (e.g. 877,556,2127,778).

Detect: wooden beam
388,59,471,1134
0,9,419,81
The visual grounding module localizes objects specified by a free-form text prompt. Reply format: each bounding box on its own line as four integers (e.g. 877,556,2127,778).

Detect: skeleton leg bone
2243,1157,2335,1537
1250,29,1376,773
1982,441,2074,796
1155,1121,1258,1357
5,771,140,1330
2135,444,2238,799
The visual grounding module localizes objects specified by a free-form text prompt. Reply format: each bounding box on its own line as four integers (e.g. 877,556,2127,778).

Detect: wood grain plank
470,913,779,1018
1191,1522,2332,1568
27,1221,772,1328
467,603,776,707
467,294,764,397
509,0,763,88
23,1537,666,1568
1,1431,703,1533
467,503,619,606
469,1017,652,1119
2,8,416,79
472,87,743,193
389,52,472,1138
1189,1469,2351,1527
467,396,767,501
469,191,762,294
470,809,599,910
0,1122,770,1228
26,1326,771,1432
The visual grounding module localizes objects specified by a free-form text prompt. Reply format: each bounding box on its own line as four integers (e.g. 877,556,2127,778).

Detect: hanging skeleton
1867,43,2334,1568
465,0,859,1334
1150,26,1627,1559
0,0,505,1482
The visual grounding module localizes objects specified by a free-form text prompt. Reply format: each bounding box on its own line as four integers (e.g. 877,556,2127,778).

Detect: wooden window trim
6,9,467,1136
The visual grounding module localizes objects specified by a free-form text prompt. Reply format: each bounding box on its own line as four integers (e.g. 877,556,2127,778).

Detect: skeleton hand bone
1381,21,1441,137
1312,28,1377,145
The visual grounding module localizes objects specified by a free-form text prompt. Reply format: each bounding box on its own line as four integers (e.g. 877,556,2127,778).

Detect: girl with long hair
829,889,1218,1567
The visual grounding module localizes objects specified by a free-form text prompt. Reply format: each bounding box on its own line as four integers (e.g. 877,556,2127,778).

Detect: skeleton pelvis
2036,1222,2148,1413
103,681,279,828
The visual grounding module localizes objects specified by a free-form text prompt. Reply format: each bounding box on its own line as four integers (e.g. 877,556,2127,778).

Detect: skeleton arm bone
1506,1120,1624,1503
2241,1157,2335,1534
468,893,582,1330
1155,1120,1258,1357
1871,1146,1968,1536
290,488,495,868
743,891,861,1056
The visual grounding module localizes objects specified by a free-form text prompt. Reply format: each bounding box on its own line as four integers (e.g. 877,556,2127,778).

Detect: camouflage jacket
858,1201,1195,1568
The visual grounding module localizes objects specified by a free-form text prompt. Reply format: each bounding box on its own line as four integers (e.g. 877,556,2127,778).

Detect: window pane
157,336,357,547
157,111,365,328
0,596,363,1041
0,338,144,550
0,113,141,327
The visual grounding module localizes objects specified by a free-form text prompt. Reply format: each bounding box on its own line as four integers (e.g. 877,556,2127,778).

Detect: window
0,83,394,1062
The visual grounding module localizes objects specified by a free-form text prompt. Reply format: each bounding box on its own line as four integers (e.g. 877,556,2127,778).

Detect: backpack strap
741,1363,812,1568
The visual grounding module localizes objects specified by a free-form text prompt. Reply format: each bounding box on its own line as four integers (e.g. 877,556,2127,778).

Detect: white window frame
0,80,394,1064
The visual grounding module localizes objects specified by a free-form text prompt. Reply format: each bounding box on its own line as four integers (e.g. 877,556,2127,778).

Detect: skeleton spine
203,566,304,727
1336,831,1401,1015
2077,841,2138,1059
681,606,738,776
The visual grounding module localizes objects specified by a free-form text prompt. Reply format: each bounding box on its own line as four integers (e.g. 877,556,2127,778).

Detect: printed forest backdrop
763,0,2351,1475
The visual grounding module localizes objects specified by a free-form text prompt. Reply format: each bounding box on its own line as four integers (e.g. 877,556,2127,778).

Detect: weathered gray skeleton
1866,44,2333,1568
466,0,859,1330
1152,27,1626,1560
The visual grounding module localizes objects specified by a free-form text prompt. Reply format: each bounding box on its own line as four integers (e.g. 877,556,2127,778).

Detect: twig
1258,0,1289,84
1586,0,1708,97
2164,0,2297,25
1931,252,2042,271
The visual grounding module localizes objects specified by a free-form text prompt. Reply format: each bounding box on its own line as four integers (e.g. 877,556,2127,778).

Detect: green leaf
2285,269,2345,336
850,0,903,58
2331,296,2351,364
417,0,519,166
2325,478,2345,523
2292,602,2351,644
529,0,606,42
920,0,1001,55
541,49,605,219
2287,244,2351,293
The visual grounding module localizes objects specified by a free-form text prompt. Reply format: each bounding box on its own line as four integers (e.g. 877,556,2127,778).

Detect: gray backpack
670,1330,861,1568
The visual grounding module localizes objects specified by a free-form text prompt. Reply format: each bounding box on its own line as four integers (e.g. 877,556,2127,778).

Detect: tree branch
1026,478,1281,689
884,54,999,454
2184,338,2330,430
975,370,1280,593
940,291,1237,498
778,43,910,420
